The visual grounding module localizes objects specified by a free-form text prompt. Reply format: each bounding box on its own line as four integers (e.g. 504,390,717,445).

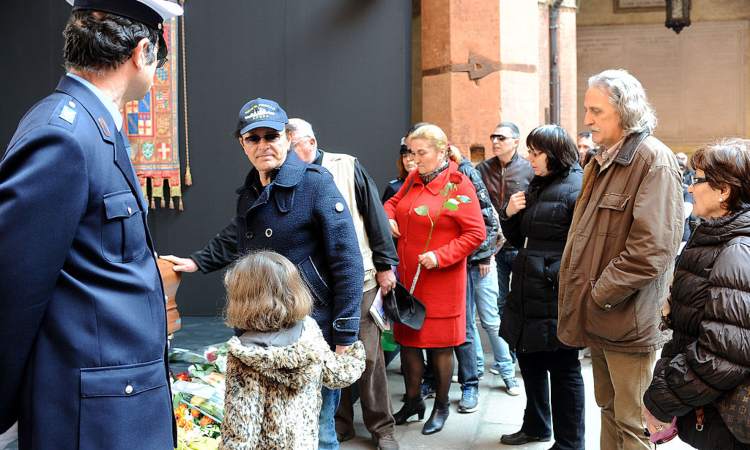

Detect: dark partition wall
0,1,411,315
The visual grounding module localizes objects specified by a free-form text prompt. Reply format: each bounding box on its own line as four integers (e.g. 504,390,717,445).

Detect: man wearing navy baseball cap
0,1,183,449
162,98,365,449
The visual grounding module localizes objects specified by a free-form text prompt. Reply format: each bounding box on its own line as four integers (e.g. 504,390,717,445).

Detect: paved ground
0,316,694,449
339,350,692,450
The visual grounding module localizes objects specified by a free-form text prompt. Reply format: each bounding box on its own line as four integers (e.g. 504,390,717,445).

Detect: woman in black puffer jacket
643,138,750,449
499,125,584,450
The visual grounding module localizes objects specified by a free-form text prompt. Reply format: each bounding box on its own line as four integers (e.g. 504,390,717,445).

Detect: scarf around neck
419,159,449,185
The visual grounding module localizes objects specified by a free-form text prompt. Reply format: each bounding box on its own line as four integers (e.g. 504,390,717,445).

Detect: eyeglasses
691,176,709,186
244,132,281,144
490,134,513,142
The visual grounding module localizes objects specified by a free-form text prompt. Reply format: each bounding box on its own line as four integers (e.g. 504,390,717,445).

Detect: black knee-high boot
422,399,449,434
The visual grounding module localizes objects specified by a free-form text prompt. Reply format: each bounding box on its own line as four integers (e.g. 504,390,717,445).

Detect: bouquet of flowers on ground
170,342,229,450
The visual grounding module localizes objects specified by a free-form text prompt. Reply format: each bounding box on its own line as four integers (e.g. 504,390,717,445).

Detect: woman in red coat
384,123,485,435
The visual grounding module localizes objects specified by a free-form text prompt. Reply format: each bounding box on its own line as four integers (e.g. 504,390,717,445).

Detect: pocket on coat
79,359,172,450
595,193,631,238
101,190,147,263
297,256,332,307
597,192,630,211
585,292,637,343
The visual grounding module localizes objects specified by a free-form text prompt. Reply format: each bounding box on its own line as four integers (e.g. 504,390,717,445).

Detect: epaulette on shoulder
48,96,80,130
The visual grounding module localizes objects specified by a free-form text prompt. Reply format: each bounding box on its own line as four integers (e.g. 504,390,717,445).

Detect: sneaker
488,366,501,375
420,381,436,399
375,433,400,450
458,385,479,413
504,377,521,396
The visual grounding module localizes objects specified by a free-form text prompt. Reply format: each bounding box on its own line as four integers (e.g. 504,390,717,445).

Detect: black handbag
383,266,426,330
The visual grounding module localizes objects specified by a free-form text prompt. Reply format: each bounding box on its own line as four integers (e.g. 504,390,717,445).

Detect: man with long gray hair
557,69,683,450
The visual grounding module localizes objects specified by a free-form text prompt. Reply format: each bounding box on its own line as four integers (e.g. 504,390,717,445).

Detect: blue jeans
455,274,480,388
468,260,515,380
319,387,341,449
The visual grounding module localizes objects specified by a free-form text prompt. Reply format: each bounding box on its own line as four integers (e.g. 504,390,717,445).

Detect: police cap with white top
64,0,184,30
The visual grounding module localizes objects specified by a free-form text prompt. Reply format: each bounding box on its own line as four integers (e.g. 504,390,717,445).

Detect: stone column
420,0,500,158
538,0,579,137
419,0,577,158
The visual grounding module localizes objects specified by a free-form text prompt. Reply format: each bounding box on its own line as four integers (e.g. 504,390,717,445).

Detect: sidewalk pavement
341,352,693,450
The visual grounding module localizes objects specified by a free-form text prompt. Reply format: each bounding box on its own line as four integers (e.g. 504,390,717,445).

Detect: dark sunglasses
691,176,709,186
490,134,513,142
245,132,281,144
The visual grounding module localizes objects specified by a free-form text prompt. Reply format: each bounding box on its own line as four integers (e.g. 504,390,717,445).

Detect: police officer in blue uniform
0,1,183,449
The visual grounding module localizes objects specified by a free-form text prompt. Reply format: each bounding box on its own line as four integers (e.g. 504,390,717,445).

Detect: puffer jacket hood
688,206,750,246
226,334,320,391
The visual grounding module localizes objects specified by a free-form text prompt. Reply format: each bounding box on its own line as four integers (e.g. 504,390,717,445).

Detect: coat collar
55,76,117,144
613,131,650,166
414,160,461,195
493,150,520,168
239,149,308,193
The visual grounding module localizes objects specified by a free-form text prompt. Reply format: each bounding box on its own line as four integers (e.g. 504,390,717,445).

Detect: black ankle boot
421,399,449,435
394,396,426,425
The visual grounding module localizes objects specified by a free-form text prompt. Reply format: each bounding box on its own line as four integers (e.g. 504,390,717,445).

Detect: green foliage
414,205,430,216
443,198,459,211
439,182,457,197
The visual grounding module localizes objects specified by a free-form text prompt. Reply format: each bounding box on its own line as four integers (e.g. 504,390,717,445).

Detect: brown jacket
557,132,683,352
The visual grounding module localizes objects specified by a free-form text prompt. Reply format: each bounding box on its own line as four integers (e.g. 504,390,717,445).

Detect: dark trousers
454,276,479,387
517,349,585,450
336,287,395,438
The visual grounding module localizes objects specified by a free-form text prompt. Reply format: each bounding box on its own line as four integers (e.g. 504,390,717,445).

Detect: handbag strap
409,264,422,295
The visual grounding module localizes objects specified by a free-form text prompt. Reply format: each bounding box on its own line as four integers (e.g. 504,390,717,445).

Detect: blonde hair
448,144,463,164
224,251,312,332
409,124,449,156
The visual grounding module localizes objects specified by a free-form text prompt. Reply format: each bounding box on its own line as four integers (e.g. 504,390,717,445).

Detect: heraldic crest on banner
124,18,185,210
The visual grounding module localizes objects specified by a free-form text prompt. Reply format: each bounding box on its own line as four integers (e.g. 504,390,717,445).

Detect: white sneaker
504,377,522,396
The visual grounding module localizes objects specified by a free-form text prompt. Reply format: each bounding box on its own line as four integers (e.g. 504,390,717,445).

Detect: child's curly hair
224,251,312,332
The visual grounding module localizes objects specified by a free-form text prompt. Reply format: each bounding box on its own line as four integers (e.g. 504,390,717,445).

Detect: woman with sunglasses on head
643,139,750,449
384,123,485,435
497,125,585,449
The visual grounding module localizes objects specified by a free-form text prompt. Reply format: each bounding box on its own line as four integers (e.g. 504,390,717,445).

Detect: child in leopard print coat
219,251,365,450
